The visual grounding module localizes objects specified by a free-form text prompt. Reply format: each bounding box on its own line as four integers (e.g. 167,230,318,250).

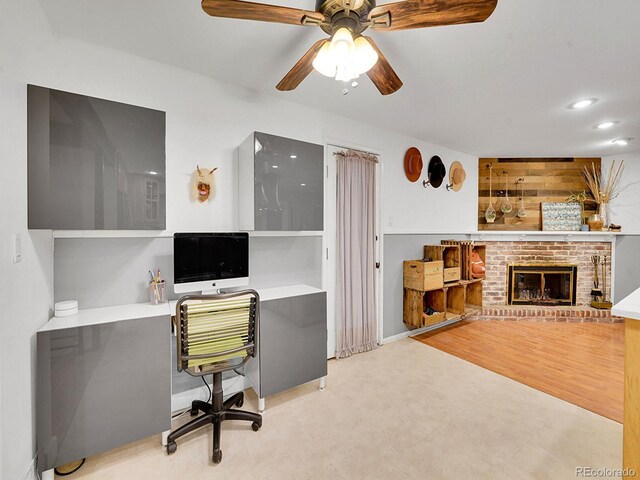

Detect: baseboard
22,454,38,480
171,375,249,412
381,318,462,344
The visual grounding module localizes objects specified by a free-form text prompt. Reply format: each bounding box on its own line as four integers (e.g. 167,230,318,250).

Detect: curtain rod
333,148,379,163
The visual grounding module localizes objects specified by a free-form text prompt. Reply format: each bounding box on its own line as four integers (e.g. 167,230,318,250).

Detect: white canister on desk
55,300,79,317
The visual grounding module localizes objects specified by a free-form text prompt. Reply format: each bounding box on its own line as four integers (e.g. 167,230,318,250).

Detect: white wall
0,1,478,478
0,2,56,480
603,151,640,234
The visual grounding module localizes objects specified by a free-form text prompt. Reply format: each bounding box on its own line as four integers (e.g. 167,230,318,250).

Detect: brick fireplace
483,241,612,307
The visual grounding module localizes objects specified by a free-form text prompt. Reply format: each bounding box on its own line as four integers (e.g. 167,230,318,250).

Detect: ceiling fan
201,0,498,95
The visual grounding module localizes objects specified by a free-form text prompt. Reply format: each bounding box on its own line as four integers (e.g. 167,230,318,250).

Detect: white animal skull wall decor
193,165,218,203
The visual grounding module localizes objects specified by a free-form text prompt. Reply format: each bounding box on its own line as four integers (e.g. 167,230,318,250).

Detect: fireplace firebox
507,264,577,306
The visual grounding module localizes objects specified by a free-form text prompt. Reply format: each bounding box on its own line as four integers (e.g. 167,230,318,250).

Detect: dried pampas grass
582,160,625,204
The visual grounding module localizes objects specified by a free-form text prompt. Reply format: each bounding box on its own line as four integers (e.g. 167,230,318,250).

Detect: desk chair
166,291,262,463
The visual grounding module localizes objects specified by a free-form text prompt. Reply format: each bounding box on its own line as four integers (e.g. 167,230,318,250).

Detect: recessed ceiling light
596,121,617,130
290,155,297,159
272,165,279,169
568,98,598,109
612,138,632,146
300,183,306,186
148,171,158,175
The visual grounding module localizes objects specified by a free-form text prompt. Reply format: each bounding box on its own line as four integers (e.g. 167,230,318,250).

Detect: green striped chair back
175,291,259,376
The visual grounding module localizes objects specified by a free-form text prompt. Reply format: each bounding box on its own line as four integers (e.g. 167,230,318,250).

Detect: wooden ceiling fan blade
368,0,498,31
276,39,328,92
201,0,325,26
364,37,403,95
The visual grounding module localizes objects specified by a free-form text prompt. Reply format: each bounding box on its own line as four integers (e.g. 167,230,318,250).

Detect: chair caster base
212,450,222,463
166,441,177,455
252,421,261,432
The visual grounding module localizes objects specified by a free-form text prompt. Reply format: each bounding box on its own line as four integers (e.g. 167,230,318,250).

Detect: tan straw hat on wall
448,161,466,192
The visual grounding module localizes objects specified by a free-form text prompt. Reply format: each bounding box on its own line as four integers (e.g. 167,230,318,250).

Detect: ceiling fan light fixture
312,42,337,77
330,28,355,64
353,36,378,75
313,30,378,83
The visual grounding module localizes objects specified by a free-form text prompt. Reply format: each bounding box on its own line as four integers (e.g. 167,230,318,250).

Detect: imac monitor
173,233,249,293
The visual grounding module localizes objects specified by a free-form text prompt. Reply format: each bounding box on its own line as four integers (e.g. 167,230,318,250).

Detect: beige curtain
335,149,378,359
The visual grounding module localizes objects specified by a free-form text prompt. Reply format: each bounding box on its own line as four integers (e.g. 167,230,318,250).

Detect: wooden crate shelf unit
424,244,461,283
403,248,487,330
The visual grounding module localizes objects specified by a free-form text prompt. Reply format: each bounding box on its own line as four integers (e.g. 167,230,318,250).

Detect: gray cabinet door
253,132,323,231
249,292,327,398
37,316,171,472
27,85,166,230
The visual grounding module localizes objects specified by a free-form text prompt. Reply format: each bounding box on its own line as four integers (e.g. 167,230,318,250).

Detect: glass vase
599,202,610,229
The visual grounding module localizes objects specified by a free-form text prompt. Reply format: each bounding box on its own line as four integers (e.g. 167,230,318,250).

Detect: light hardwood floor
415,320,624,423
60,337,621,480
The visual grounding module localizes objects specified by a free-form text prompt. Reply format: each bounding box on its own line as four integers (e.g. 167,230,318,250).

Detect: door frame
322,138,384,358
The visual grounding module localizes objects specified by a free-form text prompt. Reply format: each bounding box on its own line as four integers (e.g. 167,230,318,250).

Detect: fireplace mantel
471,231,618,243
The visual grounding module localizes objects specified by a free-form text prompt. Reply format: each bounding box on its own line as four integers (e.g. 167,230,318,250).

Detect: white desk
38,284,326,478
39,302,171,331
168,284,325,311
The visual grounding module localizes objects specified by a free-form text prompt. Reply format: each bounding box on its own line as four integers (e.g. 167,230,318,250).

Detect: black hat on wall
426,156,446,188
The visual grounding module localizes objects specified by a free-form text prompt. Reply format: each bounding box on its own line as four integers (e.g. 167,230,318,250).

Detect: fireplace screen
507,264,577,306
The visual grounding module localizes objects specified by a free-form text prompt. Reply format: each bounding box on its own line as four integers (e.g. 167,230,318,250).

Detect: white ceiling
36,0,640,157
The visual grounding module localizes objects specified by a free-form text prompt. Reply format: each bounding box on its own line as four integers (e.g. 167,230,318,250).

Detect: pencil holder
149,282,166,305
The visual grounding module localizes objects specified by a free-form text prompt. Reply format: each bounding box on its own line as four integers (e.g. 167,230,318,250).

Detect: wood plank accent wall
478,158,601,231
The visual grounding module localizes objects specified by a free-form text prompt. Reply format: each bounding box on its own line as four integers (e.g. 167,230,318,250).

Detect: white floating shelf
247,231,324,237
52,230,325,239
52,230,172,239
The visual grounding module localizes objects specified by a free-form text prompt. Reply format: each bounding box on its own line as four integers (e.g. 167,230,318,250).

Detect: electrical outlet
12,233,22,263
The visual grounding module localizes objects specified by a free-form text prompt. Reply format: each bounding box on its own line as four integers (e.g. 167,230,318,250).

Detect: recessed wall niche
478,158,601,231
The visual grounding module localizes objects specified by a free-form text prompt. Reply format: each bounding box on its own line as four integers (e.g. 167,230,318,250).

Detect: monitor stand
201,288,222,295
